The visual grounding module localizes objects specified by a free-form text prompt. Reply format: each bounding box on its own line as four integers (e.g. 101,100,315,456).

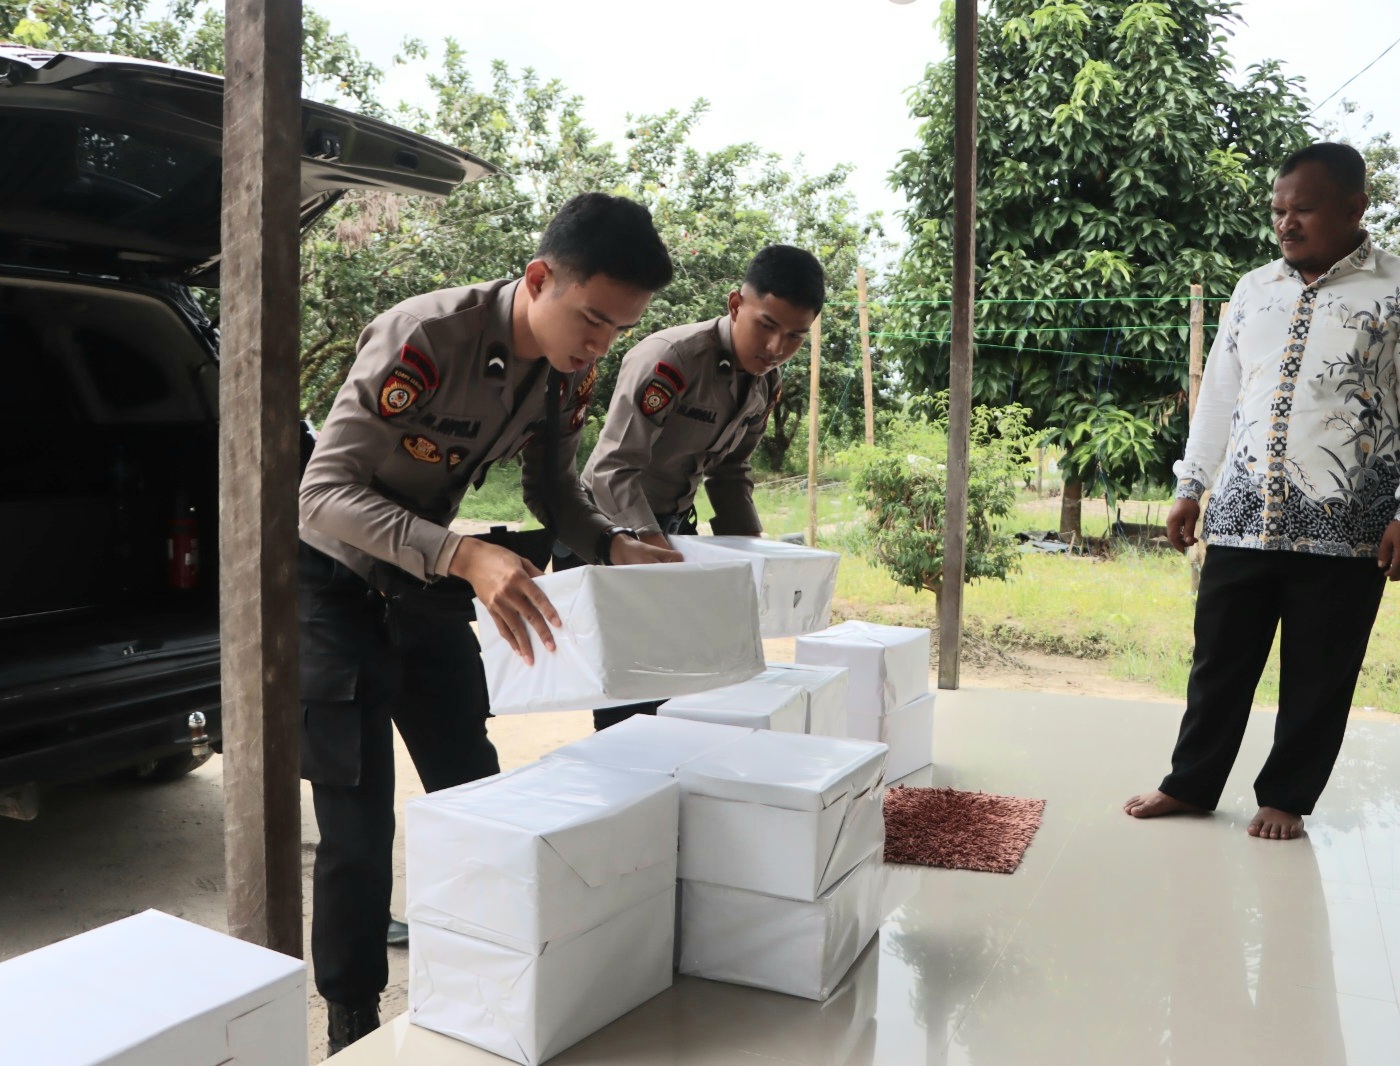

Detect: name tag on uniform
678,404,717,425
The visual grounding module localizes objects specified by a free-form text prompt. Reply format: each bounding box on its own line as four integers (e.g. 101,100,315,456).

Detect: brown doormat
883,785,1047,874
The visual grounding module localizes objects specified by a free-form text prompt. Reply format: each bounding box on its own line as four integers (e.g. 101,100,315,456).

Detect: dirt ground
0,638,1388,1061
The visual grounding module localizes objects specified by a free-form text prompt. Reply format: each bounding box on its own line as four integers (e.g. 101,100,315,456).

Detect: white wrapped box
679,853,884,1001
659,677,807,732
757,662,850,736
671,535,840,637
848,692,935,781
406,760,678,953
477,561,764,714
677,730,887,901
795,621,930,716
0,909,306,1066
547,714,752,776
409,886,673,1066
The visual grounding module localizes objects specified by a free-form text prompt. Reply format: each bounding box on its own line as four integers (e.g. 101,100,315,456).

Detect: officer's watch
596,525,640,566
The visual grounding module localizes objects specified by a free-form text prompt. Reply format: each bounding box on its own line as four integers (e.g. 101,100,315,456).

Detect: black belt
657,506,699,536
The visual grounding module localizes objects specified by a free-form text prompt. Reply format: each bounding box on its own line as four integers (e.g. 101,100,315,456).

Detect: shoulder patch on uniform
399,344,439,390
401,435,442,463
654,361,686,392
573,363,598,404
641,380,675,418
378,367,421,418
447,446,467,469
484,342,508,380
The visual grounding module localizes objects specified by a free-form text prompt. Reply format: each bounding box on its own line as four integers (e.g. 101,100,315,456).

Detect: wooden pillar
221,0,304,956
1188,283,1204,421
857,266,875,446
807,315,822,549
938,0,978,691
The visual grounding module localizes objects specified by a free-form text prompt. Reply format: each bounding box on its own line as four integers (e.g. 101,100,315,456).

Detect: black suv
0,46,493,816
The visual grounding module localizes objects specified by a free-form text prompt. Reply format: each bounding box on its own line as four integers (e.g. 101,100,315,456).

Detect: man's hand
448,538,560,665
1378,520,1400,581
1165,498,1201,554
639,532,671,551
610,537,683,565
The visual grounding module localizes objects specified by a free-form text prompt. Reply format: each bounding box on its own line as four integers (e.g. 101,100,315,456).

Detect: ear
727,289,742,319
1350,191,1371,227
523,259,552,299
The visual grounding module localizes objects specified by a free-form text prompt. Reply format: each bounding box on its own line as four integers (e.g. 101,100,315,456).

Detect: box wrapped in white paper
795,621,930,716
406,759,679,953
0,909,306,1066
659,677,807,732
848,692,935,781
671,535,840,637
409,886,673,1066
756,662,850,736
679,853,884,1001
477,561,764,714
677,729,887,901
548,714,752,777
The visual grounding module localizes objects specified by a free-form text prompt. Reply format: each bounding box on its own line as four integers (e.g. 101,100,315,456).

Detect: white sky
316,0,1400,234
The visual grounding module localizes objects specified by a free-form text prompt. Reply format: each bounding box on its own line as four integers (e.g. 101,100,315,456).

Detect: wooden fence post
1188,283,1204,422
807,315,822,550
857,266,875,447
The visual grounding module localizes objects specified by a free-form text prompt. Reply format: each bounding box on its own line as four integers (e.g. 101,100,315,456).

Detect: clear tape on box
409,886,674,1066
406,759,679,954
795,621,930,716
659,677,807,732
679,853,885,1000
0,910,306,1066
847,692,935,782
677,729,887,901
670,535,840,637
476,561,765,714
755,662,850,736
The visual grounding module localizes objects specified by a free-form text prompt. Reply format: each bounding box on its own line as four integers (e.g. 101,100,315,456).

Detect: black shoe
327,999,380,1056
387,918,409,947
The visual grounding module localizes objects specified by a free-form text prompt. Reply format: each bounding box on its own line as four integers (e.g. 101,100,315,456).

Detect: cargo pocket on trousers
300,656,362,787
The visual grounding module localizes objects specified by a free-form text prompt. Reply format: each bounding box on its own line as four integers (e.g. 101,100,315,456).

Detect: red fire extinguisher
168,490,200,590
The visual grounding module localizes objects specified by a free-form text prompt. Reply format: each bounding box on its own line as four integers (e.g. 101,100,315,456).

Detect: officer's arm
299,311,464,580
704,389,775,537
519,374,613,562
584,338,678,535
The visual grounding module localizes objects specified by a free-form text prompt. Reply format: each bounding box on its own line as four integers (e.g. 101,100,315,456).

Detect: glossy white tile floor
329,690,1400,1065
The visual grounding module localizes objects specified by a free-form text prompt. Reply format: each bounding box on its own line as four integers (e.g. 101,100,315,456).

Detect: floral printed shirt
1174,235,1400,558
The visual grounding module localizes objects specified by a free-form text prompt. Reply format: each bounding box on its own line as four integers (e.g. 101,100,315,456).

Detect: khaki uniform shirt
300,278,611,580
583,316,781,535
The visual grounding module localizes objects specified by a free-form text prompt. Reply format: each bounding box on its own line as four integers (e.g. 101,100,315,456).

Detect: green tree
845,395,1034,615
889,0,1312,536
1326,103,1400,254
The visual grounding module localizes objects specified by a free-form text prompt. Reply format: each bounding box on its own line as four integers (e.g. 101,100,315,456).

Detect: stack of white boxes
658,673,808,732
405,759,681,1065
796,620,934,781
552,717,888,1002
0,909,307,1066
754,661,850,737
670,536,841,637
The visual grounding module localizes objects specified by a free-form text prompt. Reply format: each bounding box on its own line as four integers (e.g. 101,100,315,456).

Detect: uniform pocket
299,655,362,785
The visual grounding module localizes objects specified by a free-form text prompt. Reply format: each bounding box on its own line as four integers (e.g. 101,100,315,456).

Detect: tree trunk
1059,479,1083,542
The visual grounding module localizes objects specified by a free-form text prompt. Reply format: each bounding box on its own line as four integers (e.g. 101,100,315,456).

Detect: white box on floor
406,759,679,953
795,621,930,716
677,730,887,901
477,561,764,714
847,692,935,781
670,535,840,637
547,714,752,776
0,909,306,1066
409,885,673,1066
659,678,807,732
679,853,885,1001
757,662,850,736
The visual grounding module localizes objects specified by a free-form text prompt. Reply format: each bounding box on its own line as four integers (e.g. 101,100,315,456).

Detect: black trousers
1160,545,1386,815
298,544,500,1007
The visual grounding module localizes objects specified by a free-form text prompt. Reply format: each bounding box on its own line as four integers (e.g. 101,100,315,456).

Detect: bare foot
1123,790,1206,819
1247,806,1304,840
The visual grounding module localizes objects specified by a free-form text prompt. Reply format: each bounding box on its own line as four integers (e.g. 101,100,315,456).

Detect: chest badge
447,447,467,469
401,435,442,463
378,368,420,418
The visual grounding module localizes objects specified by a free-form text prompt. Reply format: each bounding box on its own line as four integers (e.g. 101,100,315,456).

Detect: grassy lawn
459,464,1400,713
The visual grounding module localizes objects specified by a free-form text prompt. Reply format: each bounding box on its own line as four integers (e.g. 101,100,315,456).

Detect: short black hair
536,193,673,292
1278,142,1367,195
743,245,826,313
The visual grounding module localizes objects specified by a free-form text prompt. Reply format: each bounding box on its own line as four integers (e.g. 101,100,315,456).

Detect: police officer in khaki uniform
579,244,825,729
298,193,681,1055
